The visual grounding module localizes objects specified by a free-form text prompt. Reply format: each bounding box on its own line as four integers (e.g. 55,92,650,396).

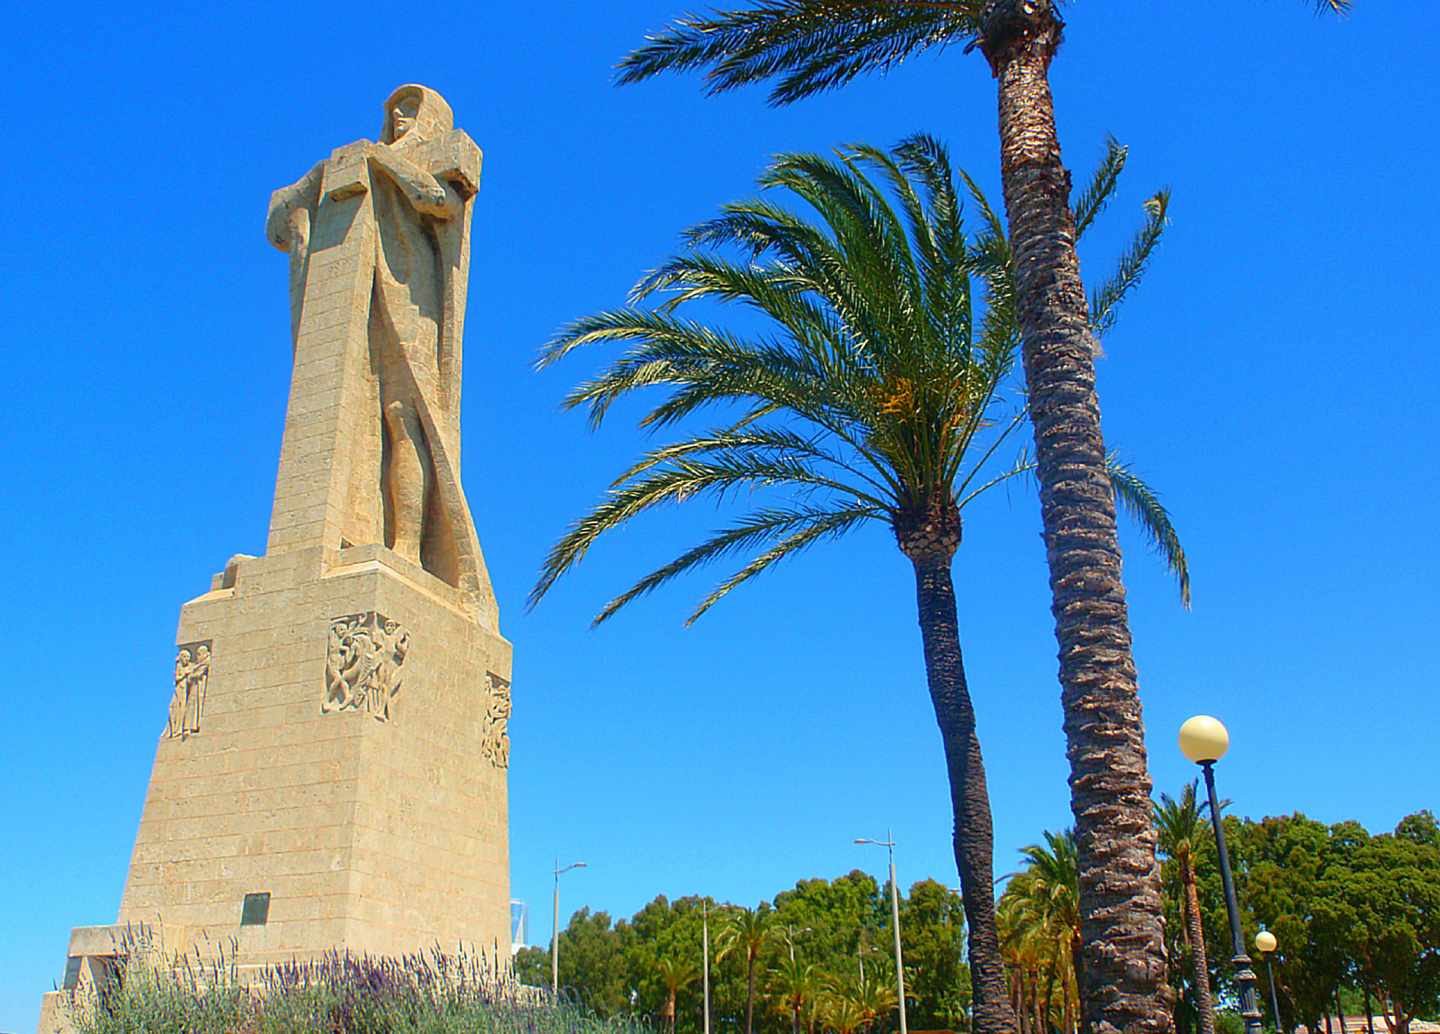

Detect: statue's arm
367,149,458,219
266,161,325,251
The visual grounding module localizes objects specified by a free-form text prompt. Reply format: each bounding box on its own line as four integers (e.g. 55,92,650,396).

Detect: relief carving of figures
481,672,511,769
167,642,211,738
323,612,410,721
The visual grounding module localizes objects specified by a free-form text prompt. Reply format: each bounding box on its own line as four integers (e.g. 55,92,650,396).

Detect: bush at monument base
62,936,642,1034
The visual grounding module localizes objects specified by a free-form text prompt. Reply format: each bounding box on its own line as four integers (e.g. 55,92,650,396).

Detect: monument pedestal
40,546,511,1031
118,544,511,965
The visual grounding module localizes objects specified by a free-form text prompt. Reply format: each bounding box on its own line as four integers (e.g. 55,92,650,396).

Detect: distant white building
511,900,528,955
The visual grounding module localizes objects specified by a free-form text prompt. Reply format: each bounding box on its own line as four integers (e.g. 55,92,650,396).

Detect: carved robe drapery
265,85,492,620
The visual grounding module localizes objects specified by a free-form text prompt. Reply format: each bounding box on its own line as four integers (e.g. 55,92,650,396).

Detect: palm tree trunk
1043,962,1058,1034
904,528,1018,1034
746,953,756,1034
1070,935,1084,1025
1181,861,1216,1034
978,4,1170,1031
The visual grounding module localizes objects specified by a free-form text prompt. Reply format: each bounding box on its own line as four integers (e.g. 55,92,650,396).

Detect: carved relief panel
167,641,212,738
480,672,511,769
322,612,409,721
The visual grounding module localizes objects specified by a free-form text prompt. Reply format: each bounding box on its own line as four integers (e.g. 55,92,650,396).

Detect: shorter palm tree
822,968,899,1034
770,956,824,1034
1000,830,1082,1034
716,905,775,1034
1155,783,1219,1034
1019,829,1081,1004
656,955,701,1034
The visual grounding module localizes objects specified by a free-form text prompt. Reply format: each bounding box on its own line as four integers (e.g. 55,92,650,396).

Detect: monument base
39,543,512,1032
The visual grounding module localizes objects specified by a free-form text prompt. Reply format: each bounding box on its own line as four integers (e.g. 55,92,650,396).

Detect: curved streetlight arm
551,859,588,996
855,833,907,1034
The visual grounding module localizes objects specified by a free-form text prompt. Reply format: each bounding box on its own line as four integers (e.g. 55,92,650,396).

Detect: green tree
612,4,1349,1031
551,907,632,1015
1156,784,1218,1034
514,944,550,989
1327,821,1440,1034
898,879,973,1031
532,137,1186,1034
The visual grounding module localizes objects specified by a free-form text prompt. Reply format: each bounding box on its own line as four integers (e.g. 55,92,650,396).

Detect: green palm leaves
616,0,1348,107
617,0,986,105
999,830,1083,1033
1154,782,1208,869
533,136,1188,623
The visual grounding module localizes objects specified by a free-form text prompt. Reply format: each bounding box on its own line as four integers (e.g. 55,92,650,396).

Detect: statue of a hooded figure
265,85,494,626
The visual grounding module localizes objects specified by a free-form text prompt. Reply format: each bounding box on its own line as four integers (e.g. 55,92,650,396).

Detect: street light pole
703,901,711,1034
1256,932,1285,1034
1180,717,1263,1034
552,859,588,996
856,834,908,1034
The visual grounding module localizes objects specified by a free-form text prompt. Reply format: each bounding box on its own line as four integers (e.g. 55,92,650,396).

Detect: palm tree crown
1154,782,1208,869
617,0,1348,105
533,135,1187,623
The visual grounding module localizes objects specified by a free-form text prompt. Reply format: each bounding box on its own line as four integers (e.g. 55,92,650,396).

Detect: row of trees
514,871,971,1034
525,808,1437,1034
998,806,1440,1034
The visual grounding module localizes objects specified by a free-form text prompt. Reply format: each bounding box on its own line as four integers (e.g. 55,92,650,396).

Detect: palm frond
594,503,882,625
612,424,900,497
529,453,881,608
1106,454,1190,607
685,505,877,623
1072,136,1128,240
616,0,983,106
1089,189,1170,337
956,444,1032,510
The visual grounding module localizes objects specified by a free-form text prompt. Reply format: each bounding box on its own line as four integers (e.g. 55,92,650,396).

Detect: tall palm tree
614,4,1348,1031
656,955,702,1034
1155,784,1218,1034
532,138,1186,1034
716,905,776,1034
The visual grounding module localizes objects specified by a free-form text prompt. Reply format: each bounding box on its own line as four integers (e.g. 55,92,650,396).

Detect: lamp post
552,859,587,995
856,833,908,1034
1180,716,1263,1034
703,901,711,1034
1256,930,1284,1034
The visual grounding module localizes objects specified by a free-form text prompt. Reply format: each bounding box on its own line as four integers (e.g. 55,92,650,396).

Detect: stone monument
39,84,512,1030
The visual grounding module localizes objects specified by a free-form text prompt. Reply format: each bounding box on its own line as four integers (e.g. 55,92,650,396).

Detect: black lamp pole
1201,760,1264,1034
1264,952,1284,1034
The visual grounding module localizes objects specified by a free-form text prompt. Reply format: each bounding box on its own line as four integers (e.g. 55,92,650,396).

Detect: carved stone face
177,649,192,664
196,646,210,663
390,95,421,141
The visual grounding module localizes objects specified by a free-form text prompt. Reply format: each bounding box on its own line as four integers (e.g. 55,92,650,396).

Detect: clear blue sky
4,2,1437,1030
